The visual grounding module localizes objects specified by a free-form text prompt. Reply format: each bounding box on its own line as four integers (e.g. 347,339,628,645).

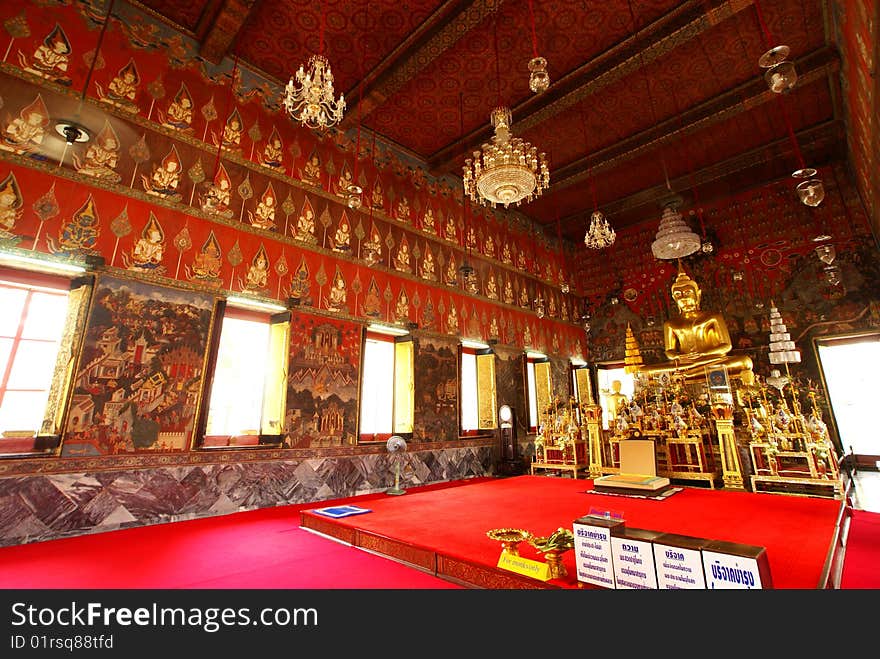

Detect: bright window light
526,359,538,429
206,316,271,435
0,280,69,436
818,337,880,456
461,350,478,431
596,366,634,430
360,337,394,435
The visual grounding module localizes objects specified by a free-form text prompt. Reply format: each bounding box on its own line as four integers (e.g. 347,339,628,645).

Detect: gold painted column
583,405,604,478
715,418,745,490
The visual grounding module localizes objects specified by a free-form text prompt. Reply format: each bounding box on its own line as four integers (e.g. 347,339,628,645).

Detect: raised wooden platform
300,512,565,589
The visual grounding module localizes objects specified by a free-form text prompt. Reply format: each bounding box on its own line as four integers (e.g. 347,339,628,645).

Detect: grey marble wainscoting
0,444,494,547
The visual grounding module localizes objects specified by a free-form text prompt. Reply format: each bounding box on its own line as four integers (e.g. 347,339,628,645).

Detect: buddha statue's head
670,263,701,315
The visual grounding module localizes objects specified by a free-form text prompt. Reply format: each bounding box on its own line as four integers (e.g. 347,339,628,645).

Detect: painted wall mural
60,274,216,456
412,336,459,443
284,312,361,448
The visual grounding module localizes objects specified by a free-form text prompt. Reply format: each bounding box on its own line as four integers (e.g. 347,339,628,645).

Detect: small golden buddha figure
396,197,411,223
97,61,140,113
244,251,269,291
21,27,71,83
332,220,351,252
486,273,498,300
260,136,284,170
160,86,194,132
301,154,322,187
294,207,317,244
484,234,495,259
394,242,411,273
443,214,457,242
503,280,514,305
73,128,121,182
143,153,182,199
639,263,753,381
447,304,459,332
1,96,49,154
220,113,242,152
0,177,23,235
189,237,222,281
422,208,437,234
501,242,512,265
328,272,347,311
394,291,410,323
249,192,276,231
130,220,165,270
421,249,436,281
371,178,385,210
604,380,629,425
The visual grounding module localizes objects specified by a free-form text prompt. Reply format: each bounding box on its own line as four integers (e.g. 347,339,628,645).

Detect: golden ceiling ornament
584,210,616,249
463,107,549,208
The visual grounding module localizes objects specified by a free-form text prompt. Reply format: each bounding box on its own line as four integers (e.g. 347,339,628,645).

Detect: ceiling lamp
526,0,549,94
463,107,549,208
283,3,344,130
792,168,825,207
758,45,797,94
584,210,615,249
651,196,701,260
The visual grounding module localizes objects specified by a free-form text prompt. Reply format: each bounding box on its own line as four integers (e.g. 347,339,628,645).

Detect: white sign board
572,519,619,589
653,542,707,589
611,535,658,589
702,550,765,589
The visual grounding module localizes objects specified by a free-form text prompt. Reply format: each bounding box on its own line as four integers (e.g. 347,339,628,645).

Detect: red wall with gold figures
0,0,584,364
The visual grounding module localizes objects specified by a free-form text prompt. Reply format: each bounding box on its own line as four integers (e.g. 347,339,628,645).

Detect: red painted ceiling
133,0,843,242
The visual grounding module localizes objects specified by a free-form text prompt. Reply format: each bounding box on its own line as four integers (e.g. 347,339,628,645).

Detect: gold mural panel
575,367,593,407
393,339,414,434
534,360,552,428
477,352,497,430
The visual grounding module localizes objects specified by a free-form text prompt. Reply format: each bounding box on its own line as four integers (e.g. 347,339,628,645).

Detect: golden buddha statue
639,263,752,381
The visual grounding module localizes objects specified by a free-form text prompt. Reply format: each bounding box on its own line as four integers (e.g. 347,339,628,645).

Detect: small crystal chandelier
528,57,549,94
792,168,825,207
463,107,549,208
584,210,616,249
651,196,701,260
284,54,345,130
758,45,797,94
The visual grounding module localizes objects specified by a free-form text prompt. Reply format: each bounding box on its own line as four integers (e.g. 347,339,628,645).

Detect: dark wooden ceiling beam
551,46,839,191
197,0,258,64
429,0,756,171
557,119,843,236
343,0,504,126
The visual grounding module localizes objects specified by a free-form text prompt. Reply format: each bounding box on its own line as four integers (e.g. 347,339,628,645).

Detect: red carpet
839,510,880,589
0,480,490,589
302,475,844,589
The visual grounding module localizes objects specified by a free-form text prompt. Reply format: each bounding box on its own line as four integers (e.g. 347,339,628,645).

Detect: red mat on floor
0,481,487,589
839,509,880,589
301,475,844,589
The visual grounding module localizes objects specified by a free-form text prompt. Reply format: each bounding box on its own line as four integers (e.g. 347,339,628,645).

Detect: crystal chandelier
283,53,345,130
584,210,616,249
792,168,825,207
651,197,701,260
463,107,549,208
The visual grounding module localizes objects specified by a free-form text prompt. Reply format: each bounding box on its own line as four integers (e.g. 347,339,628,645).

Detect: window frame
524,352,551,433
358,328,414,444
0,266,92,457
458,343,497,437
196,299,291,449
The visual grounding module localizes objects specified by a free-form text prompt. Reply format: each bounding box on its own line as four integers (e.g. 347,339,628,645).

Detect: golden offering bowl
486,528,532,556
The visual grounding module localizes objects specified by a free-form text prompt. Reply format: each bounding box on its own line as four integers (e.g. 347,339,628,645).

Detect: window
0,267,90,454
201,300,290,446
525,352,551,432
571,361,593,421
460,341,497,435
359,327,413,442
596,364,634,430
